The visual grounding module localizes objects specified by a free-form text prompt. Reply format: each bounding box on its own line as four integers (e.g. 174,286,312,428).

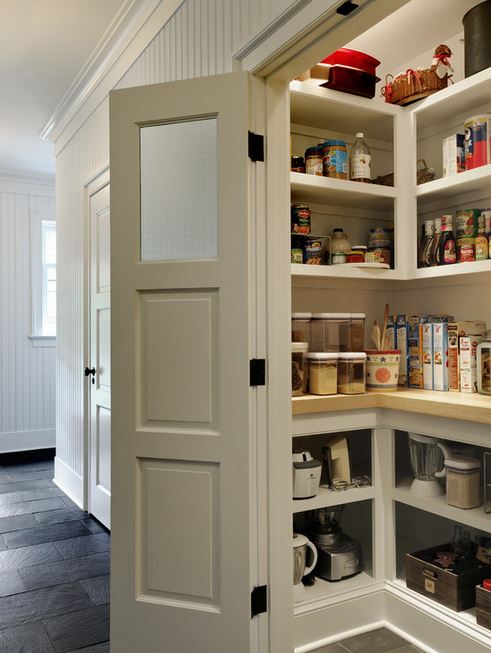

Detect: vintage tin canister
464,115,491,170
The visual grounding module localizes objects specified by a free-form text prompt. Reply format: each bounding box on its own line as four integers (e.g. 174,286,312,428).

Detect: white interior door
88,183,111,528
110,72,261,652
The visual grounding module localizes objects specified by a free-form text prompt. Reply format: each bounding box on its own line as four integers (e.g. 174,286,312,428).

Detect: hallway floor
0,453,109,652
315,628,422,653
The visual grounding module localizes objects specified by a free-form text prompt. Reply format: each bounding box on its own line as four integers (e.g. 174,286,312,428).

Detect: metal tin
482,209,491,235
463,1,491,78
346,246,366,263
321,140,348,179
291,203,311,235
291,248,303,264
456,209,481,237
369,247,391,266
464,115,491,170
303,236,323,265
457,237,476,262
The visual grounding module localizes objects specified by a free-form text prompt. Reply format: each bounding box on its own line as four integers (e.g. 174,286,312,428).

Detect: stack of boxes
384,315,487,393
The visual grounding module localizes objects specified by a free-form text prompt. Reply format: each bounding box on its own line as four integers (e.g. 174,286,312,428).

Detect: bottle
418,219,435,268
330,228,351,264
438,214,456,265
350,133,371,183
430,217,443,266
475,215,488,261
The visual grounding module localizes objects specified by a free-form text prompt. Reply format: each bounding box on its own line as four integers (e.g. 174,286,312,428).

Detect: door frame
83,165,110,514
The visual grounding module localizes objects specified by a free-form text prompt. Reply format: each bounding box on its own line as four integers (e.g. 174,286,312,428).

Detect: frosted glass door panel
140,119,218,261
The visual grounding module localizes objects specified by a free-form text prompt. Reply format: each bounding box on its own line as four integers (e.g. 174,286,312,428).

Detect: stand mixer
408,432,453,497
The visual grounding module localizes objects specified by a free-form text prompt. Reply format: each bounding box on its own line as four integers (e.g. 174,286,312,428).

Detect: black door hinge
248,131,265,162
336,1,359,16
250,359,266,387
251,585,268,618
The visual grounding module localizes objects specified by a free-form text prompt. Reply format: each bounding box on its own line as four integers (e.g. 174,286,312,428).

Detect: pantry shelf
413,259,491,280
291,171,396,210
294,571,379,615
394,479,491,533
290,80,399,141
291,263,402,280
292,390,491,425
417,164,491,205
292,485,375,514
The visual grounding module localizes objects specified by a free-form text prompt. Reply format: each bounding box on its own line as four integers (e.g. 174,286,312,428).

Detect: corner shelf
417,164,491,206
394,479,491,534
292,485,375,514
413,259,491,280
294,572,379,615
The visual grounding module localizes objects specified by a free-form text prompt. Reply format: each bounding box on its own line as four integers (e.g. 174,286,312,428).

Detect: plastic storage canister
350,314,366,351
445,456,481,509
291,342,309,396
337,353,367,394
291,313,312,347
311,313,351,352
307,353,338,395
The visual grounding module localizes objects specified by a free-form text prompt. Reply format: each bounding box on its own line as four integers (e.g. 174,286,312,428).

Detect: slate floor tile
19,552,110,590
0,497,66,518
80,575,110,605
392,647,422,653
0,513,38,533
312,643,349,653
43,604,110,653
340,628,408,653
29,461,55,472
0,568,26,597
34,507,85,527
0,542,62,571
0,581,93,628
81,518,106,534
53,533,110,560
0,535,7,551
67,645,109,653
0,620,55,652
6,469,54,482
4,520,90,549
0,479,51,495
0,487,63,506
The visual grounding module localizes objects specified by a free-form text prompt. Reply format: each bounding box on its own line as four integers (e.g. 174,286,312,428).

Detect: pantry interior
268,0,491,651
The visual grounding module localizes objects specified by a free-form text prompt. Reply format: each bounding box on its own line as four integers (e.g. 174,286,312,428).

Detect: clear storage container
307,353,338,395
311,313,351,352
337,352,366,394
445,456,481,509
292,342,309,396
291,313,312,348
350,313,366,351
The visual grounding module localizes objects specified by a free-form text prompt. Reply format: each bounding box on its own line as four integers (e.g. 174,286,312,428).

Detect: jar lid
292,312,312,319
312,313,351,319
307,353,338,360
293,533,309,548
337,352,367,360
292,342,309,353
445,455,481,471
324,139,346,147
305,145,322,156
351,246,367,251
351,313,366,319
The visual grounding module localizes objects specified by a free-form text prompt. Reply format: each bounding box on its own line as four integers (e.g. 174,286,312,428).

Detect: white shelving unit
292,485,375,514
294,572,379,615
417,163,491,205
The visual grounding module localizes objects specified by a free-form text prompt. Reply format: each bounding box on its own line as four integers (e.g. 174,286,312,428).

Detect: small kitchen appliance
306,506,363,581
408,432,453,497
293,450,322,499
320,435,351,487
293,533,318,601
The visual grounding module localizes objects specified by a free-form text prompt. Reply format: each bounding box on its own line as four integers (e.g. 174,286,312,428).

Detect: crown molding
0,168,55,196
40,0,184,147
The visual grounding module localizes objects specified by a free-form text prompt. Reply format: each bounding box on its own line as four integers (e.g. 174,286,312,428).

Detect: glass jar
445,456,481,509
291,313,312,347
337,353,367,394
307,353,338,395
292,342,309,396
350,314,366,351
304,145,323,175
311,313,351,352
330,229,351,265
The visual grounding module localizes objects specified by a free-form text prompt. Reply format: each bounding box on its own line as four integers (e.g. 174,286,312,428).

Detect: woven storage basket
382,68,448,106
373,159,435,187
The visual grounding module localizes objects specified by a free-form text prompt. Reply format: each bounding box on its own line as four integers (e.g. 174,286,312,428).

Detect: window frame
30,209,56,346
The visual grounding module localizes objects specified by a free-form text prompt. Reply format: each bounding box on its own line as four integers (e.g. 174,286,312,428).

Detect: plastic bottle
418,219,435,268
475,215,489,260
438,215,457,265
430,217,443,266
330,228,351,264
349,133,371,183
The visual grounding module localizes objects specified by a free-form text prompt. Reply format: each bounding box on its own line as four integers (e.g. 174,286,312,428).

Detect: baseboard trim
53,457,84,509
0,429,55,454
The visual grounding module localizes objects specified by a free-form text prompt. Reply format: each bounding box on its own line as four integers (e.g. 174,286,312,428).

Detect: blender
408,432,453,497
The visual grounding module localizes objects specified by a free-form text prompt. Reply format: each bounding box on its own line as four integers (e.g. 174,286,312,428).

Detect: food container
321,140,348,179
350,314,366,350
456,209,480,238
321,66,380,99
291,203,311,235
303,236,324,265
464,115,491,170
368,227,392,248
346,246,366,263
477,340,491,395
311,313,351,352
291,155,305,173
291,246,303,264
337,352,367,394
292,342,309,397
365,349,400,392
291,313,312,346
305,146,323,175
476,584,491,629
445,456,481,509
307,353,338,395
369,247,391,266
321,48,380,76
406,543,491,611
457,237,476,263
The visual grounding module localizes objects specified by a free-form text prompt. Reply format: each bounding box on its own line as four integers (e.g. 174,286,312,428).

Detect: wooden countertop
292,389,491,425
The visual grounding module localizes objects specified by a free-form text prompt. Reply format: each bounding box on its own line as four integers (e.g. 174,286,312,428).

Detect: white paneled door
110,72,262,652
88,184,111,529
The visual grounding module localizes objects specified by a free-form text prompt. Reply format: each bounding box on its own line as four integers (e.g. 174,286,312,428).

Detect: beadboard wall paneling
0,184,56,453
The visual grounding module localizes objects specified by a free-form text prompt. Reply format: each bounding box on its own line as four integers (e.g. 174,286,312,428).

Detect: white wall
0,173,56,453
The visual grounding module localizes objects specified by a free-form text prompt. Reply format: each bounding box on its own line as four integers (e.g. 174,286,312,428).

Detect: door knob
84,367,96,384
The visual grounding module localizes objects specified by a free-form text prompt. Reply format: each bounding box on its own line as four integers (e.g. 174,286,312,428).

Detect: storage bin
476,584,491,629
406,544,491,611
445,456,481,509
291,313,312,347
307,353,338,395
311,313,351,352
350,313,366,351
337,353,366,394
291,342,309,397
321,66,380,99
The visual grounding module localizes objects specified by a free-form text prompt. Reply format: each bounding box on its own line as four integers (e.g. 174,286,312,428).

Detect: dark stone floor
0,453,109,652
315,627,422,653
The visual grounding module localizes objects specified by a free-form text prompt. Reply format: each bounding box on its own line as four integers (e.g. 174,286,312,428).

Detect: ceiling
0,0,127,177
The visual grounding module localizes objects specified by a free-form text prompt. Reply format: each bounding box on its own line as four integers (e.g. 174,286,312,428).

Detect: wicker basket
382,68,449,106
373,159,435,187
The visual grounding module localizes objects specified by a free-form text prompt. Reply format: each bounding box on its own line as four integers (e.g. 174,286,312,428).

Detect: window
41,220,56,336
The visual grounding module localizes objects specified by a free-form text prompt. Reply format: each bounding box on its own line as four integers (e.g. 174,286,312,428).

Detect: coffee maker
306,506,363,582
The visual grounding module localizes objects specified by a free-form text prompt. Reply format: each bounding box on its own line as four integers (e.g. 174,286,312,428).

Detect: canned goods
331,252,347,265
365,250,384,263
368,227,392,248
304,146,323,175
369,247,391,266
482,209,491,235
291,247,303,264
291,203,311,235
464,115,491,170
456,209,480,237
346,246,366,263
457,237,476,262
303,236,323,265
321,140,348,179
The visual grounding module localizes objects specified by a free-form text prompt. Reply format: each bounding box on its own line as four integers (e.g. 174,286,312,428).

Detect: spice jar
307,353,338,395
291,313,312,347
292,342,309,396
445,456,481,509
311,313,351,352
305,145,323,175
337,353,367,394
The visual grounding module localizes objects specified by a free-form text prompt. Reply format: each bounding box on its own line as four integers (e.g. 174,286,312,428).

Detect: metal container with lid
463,1,491,78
